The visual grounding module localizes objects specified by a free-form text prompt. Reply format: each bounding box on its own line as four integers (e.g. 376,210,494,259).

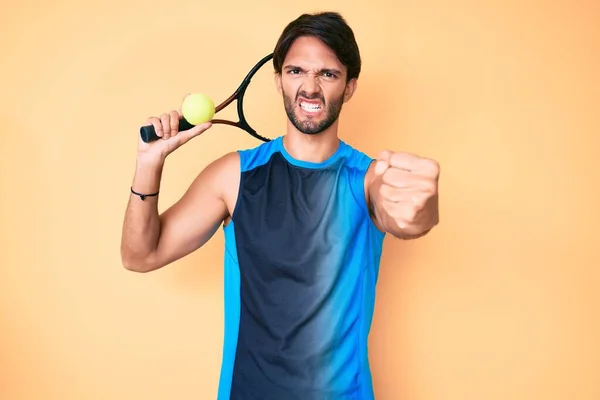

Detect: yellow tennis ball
181,93,215,125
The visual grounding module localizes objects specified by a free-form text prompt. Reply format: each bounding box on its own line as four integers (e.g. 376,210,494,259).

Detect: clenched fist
373,150,440,237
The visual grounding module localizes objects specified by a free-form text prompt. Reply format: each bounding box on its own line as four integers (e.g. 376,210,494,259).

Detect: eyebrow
283,65,343,75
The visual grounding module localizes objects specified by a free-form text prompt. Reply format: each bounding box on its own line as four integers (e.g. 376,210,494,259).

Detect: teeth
301,102,321,112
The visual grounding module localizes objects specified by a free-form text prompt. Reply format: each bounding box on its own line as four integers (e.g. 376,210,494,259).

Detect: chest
231,155,363,266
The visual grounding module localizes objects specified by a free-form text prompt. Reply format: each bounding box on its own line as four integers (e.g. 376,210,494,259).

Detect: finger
382,185,430,206
377,149,392,161
382,169,437,195
380,167,415,188
174,122,212,146
147,116,163,138
379,184,413,202
160,113,171,139
374,160,389,176
169,110,179,135
389,153,440,177
374,150,392,176
388,152,420,171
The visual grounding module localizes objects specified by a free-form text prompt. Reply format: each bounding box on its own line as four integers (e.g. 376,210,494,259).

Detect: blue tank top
217,136,386,400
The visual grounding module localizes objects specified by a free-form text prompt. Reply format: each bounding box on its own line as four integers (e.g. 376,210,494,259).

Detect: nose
300,73,321,97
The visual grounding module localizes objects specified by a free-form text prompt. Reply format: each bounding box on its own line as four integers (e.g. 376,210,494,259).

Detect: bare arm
120,109,238,272
365,150,440,240
121,152,238,272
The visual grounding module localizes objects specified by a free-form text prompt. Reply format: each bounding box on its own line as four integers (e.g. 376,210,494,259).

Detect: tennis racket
140,53,274,143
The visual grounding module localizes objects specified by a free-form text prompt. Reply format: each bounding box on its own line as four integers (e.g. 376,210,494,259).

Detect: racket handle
139,118,196,143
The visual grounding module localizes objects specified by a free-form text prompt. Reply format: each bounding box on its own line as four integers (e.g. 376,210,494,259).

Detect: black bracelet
130,187,159,201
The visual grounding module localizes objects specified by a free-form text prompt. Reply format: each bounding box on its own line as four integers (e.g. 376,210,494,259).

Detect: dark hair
272,12,362,82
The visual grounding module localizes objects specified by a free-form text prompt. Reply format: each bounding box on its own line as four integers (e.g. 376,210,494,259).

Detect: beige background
1,0,599,399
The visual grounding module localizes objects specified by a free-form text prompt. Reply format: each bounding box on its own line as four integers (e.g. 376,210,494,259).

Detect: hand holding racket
139,53,274,145
137,110,213,163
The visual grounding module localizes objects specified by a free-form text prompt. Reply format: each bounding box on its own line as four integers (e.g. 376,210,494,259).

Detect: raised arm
120,110,239,272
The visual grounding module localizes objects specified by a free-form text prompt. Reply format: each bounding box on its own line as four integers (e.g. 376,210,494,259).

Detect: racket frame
139,53,274,143
210,52,273,142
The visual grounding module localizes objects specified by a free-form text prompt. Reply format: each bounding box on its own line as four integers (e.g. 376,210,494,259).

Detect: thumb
174,122,212,146
374,150,392,176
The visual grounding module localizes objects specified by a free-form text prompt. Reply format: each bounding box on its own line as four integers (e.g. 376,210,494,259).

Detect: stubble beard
282,89,345,135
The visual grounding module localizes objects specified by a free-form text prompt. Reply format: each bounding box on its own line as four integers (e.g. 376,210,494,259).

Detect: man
121,11,439,400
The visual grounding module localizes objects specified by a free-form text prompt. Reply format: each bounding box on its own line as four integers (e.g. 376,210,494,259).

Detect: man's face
275,36,357,135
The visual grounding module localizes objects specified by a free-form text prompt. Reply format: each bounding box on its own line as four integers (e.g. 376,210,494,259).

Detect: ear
343,78,357,103
274,72,283,95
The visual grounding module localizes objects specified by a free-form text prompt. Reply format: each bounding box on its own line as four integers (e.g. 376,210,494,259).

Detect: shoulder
184,150,240,203
201,150,240,179
339,140,376,173
337,140,379,215
236,137,282,172
197,137,280,184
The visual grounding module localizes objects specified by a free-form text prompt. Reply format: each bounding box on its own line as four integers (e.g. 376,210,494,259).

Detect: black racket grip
140,118,195,143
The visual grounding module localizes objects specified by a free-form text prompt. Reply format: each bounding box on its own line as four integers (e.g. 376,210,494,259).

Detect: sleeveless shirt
217,136,386,399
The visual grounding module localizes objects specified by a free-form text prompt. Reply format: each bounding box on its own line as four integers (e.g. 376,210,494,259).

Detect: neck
282,124,341,163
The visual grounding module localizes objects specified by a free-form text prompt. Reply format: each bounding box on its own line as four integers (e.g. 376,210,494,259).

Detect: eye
288,68,301,74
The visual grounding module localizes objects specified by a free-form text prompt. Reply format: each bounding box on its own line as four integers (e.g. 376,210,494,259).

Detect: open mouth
299,100,322,114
